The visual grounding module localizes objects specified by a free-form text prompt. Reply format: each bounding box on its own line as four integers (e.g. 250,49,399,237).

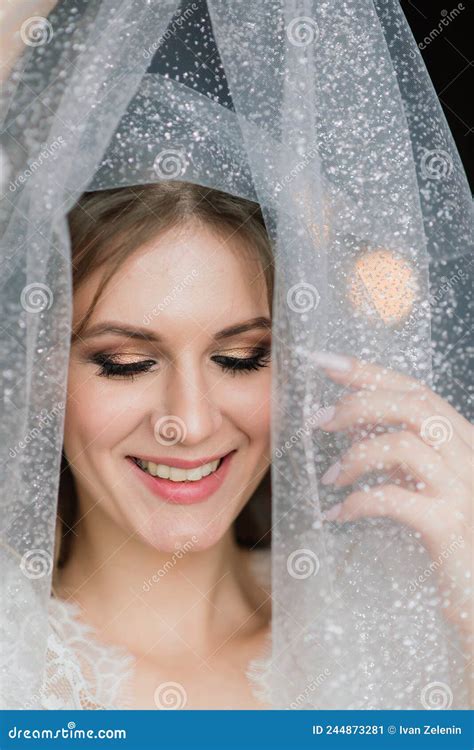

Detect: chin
137,514,234,555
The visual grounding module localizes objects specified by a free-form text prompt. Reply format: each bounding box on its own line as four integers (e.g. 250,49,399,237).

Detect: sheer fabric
0,0,472,709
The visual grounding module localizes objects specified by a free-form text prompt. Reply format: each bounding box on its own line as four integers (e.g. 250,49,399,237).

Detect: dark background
48,1,473,187
148,0,473,189
399,0,472,188
147,0,473,418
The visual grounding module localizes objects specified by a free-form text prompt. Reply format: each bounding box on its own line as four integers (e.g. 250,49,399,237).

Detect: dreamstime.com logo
274,142,320,194
411,4,465,54
8,722,126,740
420,148,453,180
408,535,464,592
153,147,192,179
9,402,65,458
154,681,188,709
420,415,453,447
153,415,187,446
287,548,320,579
143,269,198,325
289,668,331,708
429,267,467,305
20,16,53,46
420,681,453,709
142,2,198,59
287,281,320,314
20,282,54,313
286,16,320,46
275,404,334,459
142,536,199,592
8,137,66,193
20,549,53,579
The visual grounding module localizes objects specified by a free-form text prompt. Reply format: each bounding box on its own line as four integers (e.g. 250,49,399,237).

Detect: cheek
64,366,272,459
64,370,140,457
221,373,271,442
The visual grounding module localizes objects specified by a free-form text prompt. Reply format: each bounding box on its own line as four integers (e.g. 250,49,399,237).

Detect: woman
43,181,472,710
1,0,472,712
49,182,274,709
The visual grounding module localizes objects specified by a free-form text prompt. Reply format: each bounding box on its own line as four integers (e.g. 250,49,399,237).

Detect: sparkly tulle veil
0,0,472,709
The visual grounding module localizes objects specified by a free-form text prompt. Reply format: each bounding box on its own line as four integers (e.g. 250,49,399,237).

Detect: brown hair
55,181,273,570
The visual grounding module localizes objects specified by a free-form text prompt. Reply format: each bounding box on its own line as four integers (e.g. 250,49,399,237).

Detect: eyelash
91,349,271,381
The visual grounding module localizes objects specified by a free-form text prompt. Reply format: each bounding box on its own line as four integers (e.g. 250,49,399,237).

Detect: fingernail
313,404,336,427
311,351,352,372
321,460,341,485
323,502,343,521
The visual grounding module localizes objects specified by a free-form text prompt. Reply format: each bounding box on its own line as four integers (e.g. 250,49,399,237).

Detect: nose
151,360,223,447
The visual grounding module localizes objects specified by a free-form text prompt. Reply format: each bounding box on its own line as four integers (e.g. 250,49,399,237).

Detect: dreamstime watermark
153,147,192,179
286,16,320,47
420,680,453,709
8,137,66,193
275,404,334,459
8,723,126,740
429,267,467,305
142,536,199,592
20,282,54,313
289,667,331,708
274,143,319,194
414,4,465,53
153,415,188,446
20,16,53,47
420,148,453,180
154,681,188,709
287,548,320,579
143,3,199,59
26,647,69,710
420,415,453,446
408,535,464,592
9,402,65,458
287,281,320,314
143,269,198,325
20,549,53,579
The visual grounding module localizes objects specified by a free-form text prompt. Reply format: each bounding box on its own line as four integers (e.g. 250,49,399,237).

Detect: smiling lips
132,456,222,482
126,450,235,504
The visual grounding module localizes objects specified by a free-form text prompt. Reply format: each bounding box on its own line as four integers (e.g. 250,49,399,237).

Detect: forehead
73,221,270,339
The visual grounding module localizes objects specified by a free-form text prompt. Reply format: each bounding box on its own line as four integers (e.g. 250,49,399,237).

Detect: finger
311,351,425,391
311,351,473,448
323,484,469,592
323,484,456,549
319,389,471,479
321,431,453,494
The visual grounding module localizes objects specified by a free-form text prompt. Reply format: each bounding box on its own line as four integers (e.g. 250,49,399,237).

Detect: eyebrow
73,316,272,344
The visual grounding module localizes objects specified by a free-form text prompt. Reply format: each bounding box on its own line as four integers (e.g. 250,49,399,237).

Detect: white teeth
169,467,187,481
136,457,221,481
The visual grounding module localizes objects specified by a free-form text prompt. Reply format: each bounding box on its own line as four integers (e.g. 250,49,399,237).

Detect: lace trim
43,548,272,710
244,548,273,707
44,598,136,710
245,629,273,706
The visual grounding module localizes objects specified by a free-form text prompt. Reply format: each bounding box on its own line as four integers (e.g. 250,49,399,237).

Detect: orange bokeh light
348,248,418,324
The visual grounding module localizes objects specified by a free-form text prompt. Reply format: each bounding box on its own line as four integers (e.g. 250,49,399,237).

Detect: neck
53,496,268,658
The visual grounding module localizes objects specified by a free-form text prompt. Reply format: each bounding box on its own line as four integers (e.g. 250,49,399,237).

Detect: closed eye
211,349,271,376
92,353,157,381
90,348,271,380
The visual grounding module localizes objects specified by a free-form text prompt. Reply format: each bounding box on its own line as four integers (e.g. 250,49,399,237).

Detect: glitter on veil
0,0,472,709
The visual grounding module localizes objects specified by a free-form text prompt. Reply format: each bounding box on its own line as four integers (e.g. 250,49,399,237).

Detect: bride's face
63,221,272,552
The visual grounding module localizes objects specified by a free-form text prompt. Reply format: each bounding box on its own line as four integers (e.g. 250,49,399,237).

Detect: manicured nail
311,351,352,372
323,502,343,521
321,460,341,485
313,404,336,427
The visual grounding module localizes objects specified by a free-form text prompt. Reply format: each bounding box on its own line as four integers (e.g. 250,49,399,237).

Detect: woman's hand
312,352,473,649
